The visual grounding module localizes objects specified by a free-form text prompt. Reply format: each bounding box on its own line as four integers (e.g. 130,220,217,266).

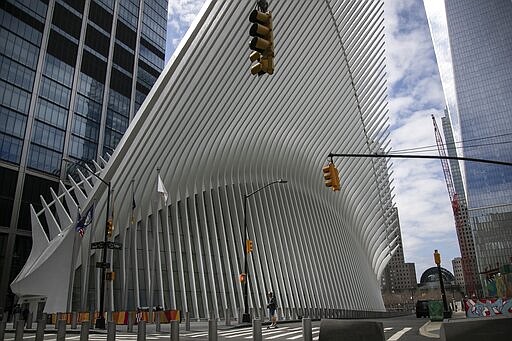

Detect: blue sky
164,0,459,281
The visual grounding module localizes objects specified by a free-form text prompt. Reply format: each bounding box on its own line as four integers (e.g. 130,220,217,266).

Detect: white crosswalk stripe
387,327,412,340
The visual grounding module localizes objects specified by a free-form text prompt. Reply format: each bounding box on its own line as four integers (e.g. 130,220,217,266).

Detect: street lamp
64,158,111,329
433,249,452,319
241,179,287,323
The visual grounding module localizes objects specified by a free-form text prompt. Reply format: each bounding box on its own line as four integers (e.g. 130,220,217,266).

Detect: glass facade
0,0,168,310
426,0,512,292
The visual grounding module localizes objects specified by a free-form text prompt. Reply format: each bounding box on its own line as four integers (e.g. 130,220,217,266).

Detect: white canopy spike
40,196,62,239
50,187,73,228
76,168,94,194
68,175,87,208
60,181,79,221
12,205,50,281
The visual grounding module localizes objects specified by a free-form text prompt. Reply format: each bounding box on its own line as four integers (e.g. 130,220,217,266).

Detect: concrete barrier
80,321,90,341
302,318,312,341
319,320,384,341
440,316,512,341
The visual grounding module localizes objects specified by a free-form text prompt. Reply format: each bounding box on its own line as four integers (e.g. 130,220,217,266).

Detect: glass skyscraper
425,0,512,294
0,0,168,311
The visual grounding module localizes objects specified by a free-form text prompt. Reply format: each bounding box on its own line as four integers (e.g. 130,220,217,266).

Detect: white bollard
35,319,46,341
137,320,146,341
185,312,190,331
302,318,312,341
56,319,66,341
80,320,90,341
208,318,217,341
225,308,231,326
170,320,179,341
15,320,24,341
107,321,116,341
252,319,262,341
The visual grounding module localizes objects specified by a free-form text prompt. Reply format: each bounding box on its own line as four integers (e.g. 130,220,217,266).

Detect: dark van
416,300,429,318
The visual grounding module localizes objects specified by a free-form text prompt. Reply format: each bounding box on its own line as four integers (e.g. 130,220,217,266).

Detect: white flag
157,174,168,204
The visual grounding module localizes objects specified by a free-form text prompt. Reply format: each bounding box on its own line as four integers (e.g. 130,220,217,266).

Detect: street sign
96,262,110,268
107,241,123,250
91,242,105,249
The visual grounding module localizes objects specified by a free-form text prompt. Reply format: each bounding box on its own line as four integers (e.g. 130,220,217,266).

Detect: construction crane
431,114,477,296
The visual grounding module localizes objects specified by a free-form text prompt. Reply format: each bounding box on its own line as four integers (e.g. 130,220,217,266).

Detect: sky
164,0,459,281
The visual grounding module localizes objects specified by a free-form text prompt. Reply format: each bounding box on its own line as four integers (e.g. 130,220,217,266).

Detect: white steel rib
11,0,398,317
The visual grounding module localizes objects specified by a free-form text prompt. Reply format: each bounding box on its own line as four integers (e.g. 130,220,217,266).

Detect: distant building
452,257,466,289
425,0,512,296
381,209,417,292
0,0,168,311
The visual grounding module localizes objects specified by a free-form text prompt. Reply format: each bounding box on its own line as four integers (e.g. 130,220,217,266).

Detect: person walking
266,292,278,329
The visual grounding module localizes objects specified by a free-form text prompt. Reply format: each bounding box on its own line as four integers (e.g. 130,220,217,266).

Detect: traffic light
322,162,340,191
434,249,441,265
246,239,253,253
107,219,113,237
239,273,246,284
106,271,116,281
249,9,274,75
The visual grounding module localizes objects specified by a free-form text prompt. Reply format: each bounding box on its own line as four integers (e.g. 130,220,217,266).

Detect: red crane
431,115,477,296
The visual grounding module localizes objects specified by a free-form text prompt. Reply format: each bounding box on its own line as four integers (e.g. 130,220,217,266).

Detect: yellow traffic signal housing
322,162,341,191
106,271,116,281
239,273,246,283
246,239,253,253
107,219,113,237
249,9,274,75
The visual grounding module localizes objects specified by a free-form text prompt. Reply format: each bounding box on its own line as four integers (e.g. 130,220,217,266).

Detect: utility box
429,300,444,321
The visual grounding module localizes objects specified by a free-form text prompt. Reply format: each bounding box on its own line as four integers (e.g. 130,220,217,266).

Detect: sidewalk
419,310,466,338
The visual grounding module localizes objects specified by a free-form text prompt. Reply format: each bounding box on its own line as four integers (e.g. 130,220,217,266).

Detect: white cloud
166,0,206,61
384,0,461,279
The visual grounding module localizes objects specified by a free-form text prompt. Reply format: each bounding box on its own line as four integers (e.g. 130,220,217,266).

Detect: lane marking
387,327,412,340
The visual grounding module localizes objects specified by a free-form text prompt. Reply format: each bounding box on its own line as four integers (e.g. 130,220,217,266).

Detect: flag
75,205,94,237
157,174,168,204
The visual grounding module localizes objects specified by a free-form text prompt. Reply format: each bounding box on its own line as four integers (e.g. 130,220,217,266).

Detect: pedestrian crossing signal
246,239,253,253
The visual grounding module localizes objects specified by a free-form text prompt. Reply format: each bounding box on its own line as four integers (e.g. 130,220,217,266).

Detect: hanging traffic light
107,219,113,237
239,273,246,284
322,162,340,191
246,239,253,253
249,9,274,75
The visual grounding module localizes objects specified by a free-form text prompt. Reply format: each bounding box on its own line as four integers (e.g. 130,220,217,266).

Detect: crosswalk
182,326,320,340
3,325,413,340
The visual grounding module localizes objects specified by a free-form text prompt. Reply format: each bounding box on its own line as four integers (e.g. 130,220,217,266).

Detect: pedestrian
266,291,278,329
22,306,29,326
136,307,142,324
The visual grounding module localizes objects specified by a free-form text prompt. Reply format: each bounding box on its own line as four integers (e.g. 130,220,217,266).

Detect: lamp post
433,249,452,319
241,179,287,323
64,159,111,329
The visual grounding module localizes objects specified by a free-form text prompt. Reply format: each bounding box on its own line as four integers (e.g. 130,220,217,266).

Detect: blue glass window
0,56,36,91
75,94,102,122
39,76,71,108
0,80,31,114
0,132,23,164
43,54,74,87
77,72,104,103
31,121,65,152
72,114,99,141
27,144,62,175
0,30,39,69
0,106,27,138
69,135,97,160
35,98,68,129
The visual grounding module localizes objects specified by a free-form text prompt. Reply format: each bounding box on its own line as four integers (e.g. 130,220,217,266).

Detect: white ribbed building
11,0,399,319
